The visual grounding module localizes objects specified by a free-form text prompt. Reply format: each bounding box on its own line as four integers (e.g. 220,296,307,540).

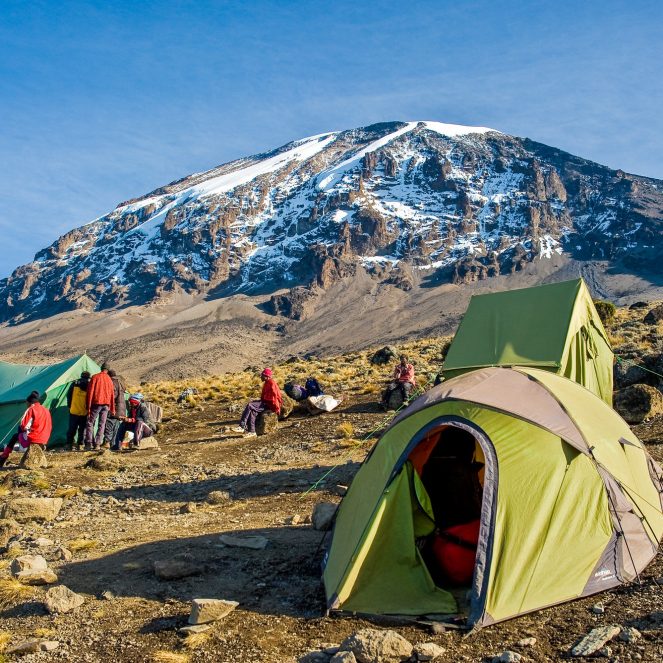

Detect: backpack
144,401,163,425
305,377,324,397
284,382,308,402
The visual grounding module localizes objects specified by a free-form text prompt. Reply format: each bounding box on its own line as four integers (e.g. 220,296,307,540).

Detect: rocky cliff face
1,120,661,323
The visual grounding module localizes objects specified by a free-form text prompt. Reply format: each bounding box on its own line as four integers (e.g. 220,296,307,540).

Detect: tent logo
593,568,616,582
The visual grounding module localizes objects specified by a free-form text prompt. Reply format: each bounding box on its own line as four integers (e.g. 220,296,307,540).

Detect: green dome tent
0,354,101,449
441,278,614,404
323,367,663,628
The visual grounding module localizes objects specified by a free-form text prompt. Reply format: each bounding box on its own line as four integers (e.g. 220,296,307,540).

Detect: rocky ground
0,304,662,662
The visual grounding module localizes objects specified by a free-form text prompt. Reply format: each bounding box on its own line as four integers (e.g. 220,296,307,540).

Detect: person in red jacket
84,363,116,450
233,368,282,438
0,390,52,467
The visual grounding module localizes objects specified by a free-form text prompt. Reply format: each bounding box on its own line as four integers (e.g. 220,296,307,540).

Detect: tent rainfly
0,354,101,448
441,278,614,404
323,367,663,629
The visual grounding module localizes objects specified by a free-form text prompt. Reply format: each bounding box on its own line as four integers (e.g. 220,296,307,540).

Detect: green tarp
441,278,614,404
0,355,101,448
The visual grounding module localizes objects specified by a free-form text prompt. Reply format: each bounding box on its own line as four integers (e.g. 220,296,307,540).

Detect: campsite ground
1,311,663,662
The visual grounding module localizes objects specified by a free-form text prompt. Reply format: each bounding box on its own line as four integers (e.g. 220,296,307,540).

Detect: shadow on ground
58,526,327,619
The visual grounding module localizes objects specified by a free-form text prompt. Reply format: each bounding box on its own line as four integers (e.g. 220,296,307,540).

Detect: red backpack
431,519,480,585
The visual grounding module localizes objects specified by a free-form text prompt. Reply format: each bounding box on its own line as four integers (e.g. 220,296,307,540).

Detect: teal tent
0,355,101,448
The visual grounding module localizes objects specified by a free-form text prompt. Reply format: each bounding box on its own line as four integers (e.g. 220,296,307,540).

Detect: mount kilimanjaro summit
0,120,661,379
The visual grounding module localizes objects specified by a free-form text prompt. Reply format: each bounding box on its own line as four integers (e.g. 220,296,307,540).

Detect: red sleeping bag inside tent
431,519,480,585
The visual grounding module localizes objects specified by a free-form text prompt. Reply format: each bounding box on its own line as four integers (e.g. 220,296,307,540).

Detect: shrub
594,300,616,325
336,422,354,439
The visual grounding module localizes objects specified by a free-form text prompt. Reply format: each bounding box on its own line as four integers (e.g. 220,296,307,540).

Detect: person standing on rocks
115,393,155,449
381,354,416,410
84,363,115,450
232,368,282,438
0,390,52,467
66,371,90,450
103,369,127,449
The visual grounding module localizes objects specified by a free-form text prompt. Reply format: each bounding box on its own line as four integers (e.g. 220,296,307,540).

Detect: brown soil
2,393,663,662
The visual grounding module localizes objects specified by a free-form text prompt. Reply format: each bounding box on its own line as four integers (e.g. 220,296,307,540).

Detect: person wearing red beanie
232,368,283,437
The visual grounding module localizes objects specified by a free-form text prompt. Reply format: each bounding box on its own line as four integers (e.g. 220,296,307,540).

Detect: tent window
410,425,484,588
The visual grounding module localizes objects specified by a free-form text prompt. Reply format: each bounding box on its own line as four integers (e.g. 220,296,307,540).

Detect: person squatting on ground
114,393,155,450
233,368,283,438
84,362,116,450
103,369,127,449
382,354,416,409
0,390,52,467
66,371,90,450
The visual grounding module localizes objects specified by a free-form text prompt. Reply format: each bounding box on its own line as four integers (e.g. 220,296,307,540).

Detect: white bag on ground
306,395,341,413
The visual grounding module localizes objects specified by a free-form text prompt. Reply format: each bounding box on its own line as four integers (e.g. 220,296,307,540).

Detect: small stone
44,584,85,614
517,637,536,647
644,304,663,324
154,559,203,580
207,490,232,505
19,443,48,469
54,546,73,561
2,497,63,522
101,590,116,600
331,652,357,663
323,646,340,655
312,502,337,531
619,626,642,643
180,502,198,513
33,537,54,548
492,652,521,663
299,653,330,663
596,646,611,657
340,629,413,663
137,437,159,449
219,534,269,550
591,603,606,614
570,625,621,657
84,450,119,471
286,514,302,525
188,598,239,624
6,639,59,655
415,642,446,661
179,624,212,635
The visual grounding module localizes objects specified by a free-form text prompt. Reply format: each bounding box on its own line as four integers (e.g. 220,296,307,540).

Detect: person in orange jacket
84,363,116,450
0,390,52,467
233,368,282,438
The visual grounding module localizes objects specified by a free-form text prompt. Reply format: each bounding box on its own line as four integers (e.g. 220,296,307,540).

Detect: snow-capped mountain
1,120,661,323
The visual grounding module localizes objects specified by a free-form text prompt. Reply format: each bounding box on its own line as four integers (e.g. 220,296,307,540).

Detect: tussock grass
30,476,51,491
32,627,56,638
152,652,190,663
0,578,33,610
0,485,10,498
54,486,82,499
0,630,11,652
67,539,99,552
335,422,354,439
182,631,211,650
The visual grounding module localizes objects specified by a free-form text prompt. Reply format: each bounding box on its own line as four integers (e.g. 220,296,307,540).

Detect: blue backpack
305,377,324,397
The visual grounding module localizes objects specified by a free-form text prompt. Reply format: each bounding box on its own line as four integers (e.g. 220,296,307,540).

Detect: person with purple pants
84,363,115,450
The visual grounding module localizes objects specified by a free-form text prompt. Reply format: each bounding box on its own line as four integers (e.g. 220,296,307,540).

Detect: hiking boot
243,431,257,438
230,426,245,433
84,444,93,451
100,442,110,450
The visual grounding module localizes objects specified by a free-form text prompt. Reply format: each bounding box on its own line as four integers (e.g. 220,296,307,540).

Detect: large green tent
323,367,663,628
442,278,614,404
0,355,100,449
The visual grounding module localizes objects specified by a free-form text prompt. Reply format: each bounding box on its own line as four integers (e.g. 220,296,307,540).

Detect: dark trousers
85,404,109,448
116,420,154,448
105,417,122,448
66,414,87,447
240,400,265,433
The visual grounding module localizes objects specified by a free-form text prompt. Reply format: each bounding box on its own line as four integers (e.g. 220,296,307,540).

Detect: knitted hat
26,390,40,404
261,368,272,378
129,393,144,402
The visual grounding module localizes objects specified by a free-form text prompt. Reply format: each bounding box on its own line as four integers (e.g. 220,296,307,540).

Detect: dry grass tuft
151,652,190,663
335,422,354,439
182,631,211,650
0,578,33,610
122,561,142,570
32,627,56,638
0,485,10,498
67,539,99,552
54,486,82,499
0,630,11,652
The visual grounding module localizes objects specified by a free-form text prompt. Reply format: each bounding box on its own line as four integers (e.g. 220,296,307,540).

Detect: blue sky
1,0,661,278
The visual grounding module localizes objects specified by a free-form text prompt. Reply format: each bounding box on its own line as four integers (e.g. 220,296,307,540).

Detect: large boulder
386,388,407,411
339,629,413,663
256,411,279,436
279,395,296,420
614,384,663,423
614,361,648,389
2,497,63,523
19,444,48,469
85,450,119,471
371,347,397,366
644,304,663,325
154,558,203,580
44,585,85,614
